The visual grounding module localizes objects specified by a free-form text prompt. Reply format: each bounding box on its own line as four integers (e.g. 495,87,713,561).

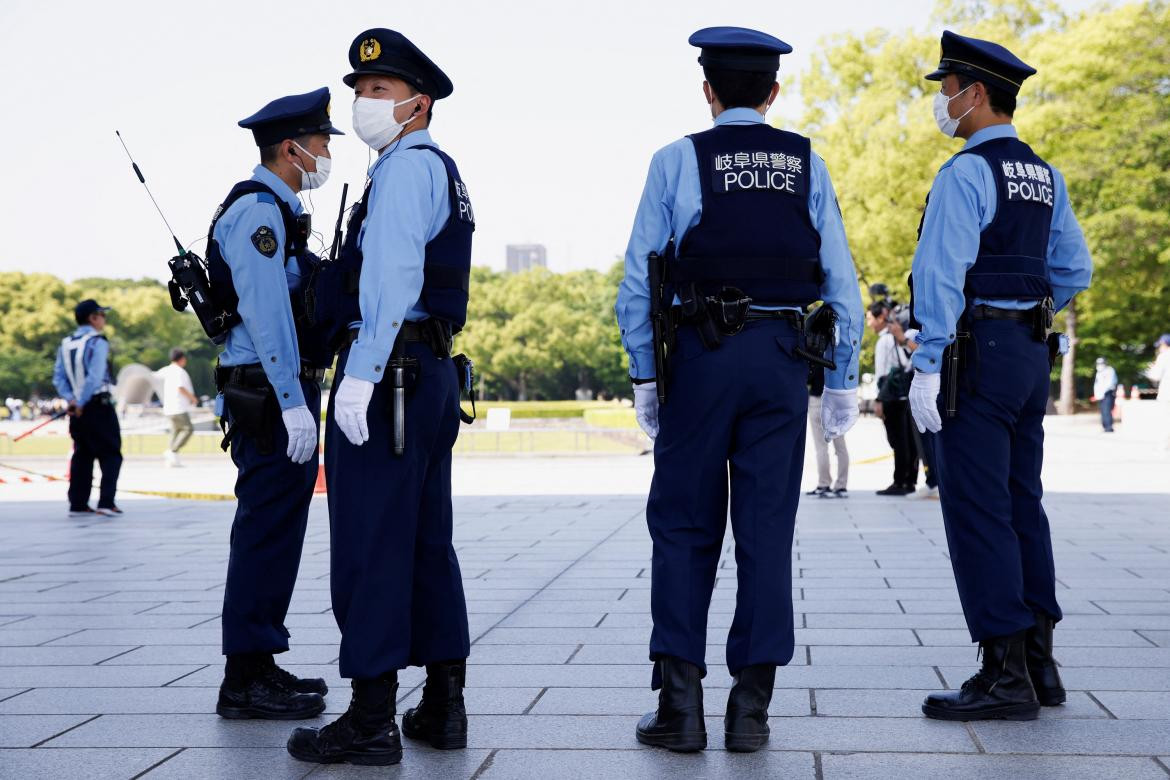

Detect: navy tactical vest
674,124,823,305
316,144,475,350
205,181,333,368
955,136,1055,301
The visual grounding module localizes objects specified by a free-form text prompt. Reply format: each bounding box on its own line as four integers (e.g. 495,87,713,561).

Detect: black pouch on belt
222,382,277,456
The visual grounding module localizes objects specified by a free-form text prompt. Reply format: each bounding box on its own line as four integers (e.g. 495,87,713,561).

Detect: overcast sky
0,0,1104,281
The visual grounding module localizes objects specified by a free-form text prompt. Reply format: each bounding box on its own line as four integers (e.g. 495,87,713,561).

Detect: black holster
216,364,278,455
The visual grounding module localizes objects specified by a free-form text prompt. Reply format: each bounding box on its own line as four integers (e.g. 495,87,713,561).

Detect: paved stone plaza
1,418,1169,779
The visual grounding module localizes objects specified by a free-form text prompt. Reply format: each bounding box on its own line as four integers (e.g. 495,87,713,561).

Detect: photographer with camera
869,301,919,495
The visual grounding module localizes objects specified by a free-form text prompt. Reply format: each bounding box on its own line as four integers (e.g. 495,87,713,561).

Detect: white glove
909,371,942,433
820,388,859,441
333,375,375,446
281,405,318,464
633,382,660,440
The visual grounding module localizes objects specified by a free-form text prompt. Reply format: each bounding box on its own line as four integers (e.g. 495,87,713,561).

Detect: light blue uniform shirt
910,124,1092,373
345,129,451,384
53,325,110,405
215,165,306,410
615,108,863,390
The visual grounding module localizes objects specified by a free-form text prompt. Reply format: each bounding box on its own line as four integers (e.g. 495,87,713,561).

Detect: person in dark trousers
1092,357,1118,432
53,300,123,517
870,303,918,495
909,31,1092,721
906,329,939,498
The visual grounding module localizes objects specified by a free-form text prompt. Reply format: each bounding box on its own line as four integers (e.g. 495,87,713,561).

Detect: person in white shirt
870,303,918,495
1146,335,1170,451
156,348,198,466
1092,357,1119,433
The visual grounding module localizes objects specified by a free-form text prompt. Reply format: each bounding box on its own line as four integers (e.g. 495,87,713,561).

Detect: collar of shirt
72,325,96,338
714,107,766,127
962,123,1018,151
250,165,304,215
369,129,437,177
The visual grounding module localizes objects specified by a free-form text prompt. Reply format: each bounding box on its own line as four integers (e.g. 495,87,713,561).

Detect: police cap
74,299,110,323
237,87,344,147
925,31,1036,97
688,27,792,73
343,29,453,100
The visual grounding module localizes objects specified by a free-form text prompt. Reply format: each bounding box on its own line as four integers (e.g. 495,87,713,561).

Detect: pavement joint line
186,615,220,629
1134,629,1161,648
932,666,950,689
809,688,818,716
94,645,145,665
469,747,498,780
964,722,986,753
0,688,32,704
813,750,824,780
521,687,549,715
0,615,34,628
564,643,584,664
910,628,924,646
1152,756,1170,777
592,613,607,628
1090,600,1111,614
132,603,169,615
36,629,84,647
1084,690,1119,719
805,646,813,666
29,713,101,748
128,747,185,779
161,664,209,687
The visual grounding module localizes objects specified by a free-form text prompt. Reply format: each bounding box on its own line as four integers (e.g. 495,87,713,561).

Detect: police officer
616,27,863,753
212,88,341,721
53,299,123,517
287,30,474,767
907,32,1092,721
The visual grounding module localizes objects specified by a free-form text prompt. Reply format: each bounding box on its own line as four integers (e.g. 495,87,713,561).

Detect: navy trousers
68,397,122,510
221,378,320,656
325,341,470,680
1099,391,1115,432
935,319,1062,642
647,319,807,681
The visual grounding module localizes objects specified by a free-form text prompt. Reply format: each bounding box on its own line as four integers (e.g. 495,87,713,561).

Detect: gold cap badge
359,38,381,62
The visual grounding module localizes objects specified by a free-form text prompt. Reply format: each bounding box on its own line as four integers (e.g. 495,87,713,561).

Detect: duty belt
345,319,454,358
971,305,1036,323
215,360,326,391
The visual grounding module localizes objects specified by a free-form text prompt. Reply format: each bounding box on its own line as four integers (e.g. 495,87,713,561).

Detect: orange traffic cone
314,448,327,494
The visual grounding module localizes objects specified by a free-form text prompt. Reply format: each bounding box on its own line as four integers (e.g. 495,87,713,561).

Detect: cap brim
924,66,948,81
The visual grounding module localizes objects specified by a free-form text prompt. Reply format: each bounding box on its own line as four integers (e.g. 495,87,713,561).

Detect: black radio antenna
115,130,186,257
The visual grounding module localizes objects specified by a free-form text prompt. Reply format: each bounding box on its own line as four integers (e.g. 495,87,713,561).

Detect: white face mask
291,141,331,190
352,95,423,151
933,84,974,138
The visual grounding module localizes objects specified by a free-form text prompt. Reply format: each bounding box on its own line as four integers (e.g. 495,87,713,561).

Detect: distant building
506,244,548,274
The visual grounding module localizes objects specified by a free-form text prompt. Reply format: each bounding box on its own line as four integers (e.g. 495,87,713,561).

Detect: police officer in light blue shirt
289,29,475,768
53,299,122,517
616,27,862,754
908,31,1092,722
211,88,341,723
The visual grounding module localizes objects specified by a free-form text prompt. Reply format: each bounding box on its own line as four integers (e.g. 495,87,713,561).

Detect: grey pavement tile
42,713,318,748
0,646,142,666
1141,631,1170,647
144,747,315,779
1091,691,1170,719
391,686,542,716
103,644,338,666
0,714,95,747
44,627,342,646
974,718,1170,754
466,644,577,664
0,629,84,646
529,686,810,717
820,753,1168,780
919,628,1152,647
0,747,176,779
813,689,1108,719
0,665,205,688
0,686,221,715
568,643,809,666
304,749,492,779
479,748,816,779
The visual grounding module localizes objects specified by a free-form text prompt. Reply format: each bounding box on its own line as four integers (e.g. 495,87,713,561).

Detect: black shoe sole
286,745,403,766
921,702,1039,721
217,701,326,721
636,728,707,753
402,723,468,750
725,730,769,752
1036,690,1067,707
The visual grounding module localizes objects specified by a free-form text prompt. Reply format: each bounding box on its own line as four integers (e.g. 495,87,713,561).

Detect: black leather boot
402,661,468,749
922,631,1040,721
636,657,707,752
287,676,403,766
217,654,325,720
1026,613,1066,706
725,664,775,752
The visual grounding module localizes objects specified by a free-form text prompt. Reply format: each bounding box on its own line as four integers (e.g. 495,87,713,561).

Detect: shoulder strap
210,180,300,244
